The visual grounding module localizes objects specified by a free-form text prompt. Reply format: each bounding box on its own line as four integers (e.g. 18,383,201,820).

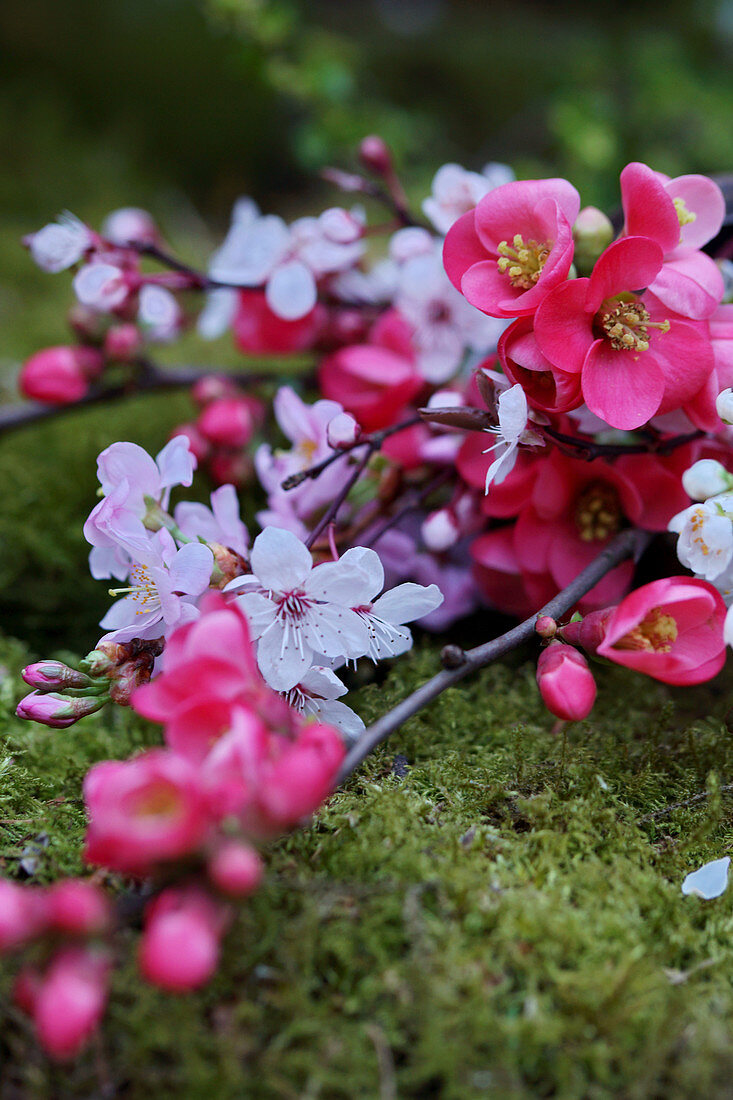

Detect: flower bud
198,397,255,449
682,459,733,501
191,375,239,408
16,691,106,729
46,881,110,936
572,206,614,275
558,608,615,655
79,642,127,677
34,947,110,1062
536,642,597,721
22,661,92,693
535,615,557,639
326,412,360,449
421,509,460,552
0,881,45,952
208,543,248,587
139,889,224,992
104,322,142,361
102,207,159,247
108,660,154,706
208,842,263,897
20,346,103,405
717,388,733,425
359,135,393,177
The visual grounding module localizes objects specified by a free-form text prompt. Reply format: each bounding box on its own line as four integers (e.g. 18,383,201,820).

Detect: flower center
614,607,679,653
108,564,160,615
276,589,314,622
496,234,551,290
574,483,622,542
596,294,670,353
674,196,697,228
427,299,451,324
129,781,182,820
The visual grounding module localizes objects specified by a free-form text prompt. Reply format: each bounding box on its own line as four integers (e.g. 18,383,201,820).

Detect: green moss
2,633,733,1097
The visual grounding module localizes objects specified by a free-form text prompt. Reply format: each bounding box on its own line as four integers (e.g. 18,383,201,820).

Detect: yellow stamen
614,607,678,653
496,234,551,290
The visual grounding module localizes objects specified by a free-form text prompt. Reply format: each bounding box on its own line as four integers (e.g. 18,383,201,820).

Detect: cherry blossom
25,212,92,273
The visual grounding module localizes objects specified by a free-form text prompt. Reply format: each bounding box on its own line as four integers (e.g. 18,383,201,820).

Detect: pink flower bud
0,881,45,952
326,412,360,449
535,615,557,640
191,375,240,408
208,842,263,897
169,422,212,463
104,323,142,361
559,608,615,655
536,643,597,722
16,691,106,729
421,509,460,552
139,889,224,992
19,346,103,405
22,661,92,692
46,880,110,936
359,135,393,177
34,946,110,1062
572,206,614,273
198,397,255,449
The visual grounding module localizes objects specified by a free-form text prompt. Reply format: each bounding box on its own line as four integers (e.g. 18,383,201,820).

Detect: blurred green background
1,0,733,649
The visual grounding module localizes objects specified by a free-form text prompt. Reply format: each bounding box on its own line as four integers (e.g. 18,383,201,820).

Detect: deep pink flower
46,881,110,936
197,396,256,449
83,750,211,874
443,177,580,318
33,946,110,1062
499,317,582,414
534,237,714,429
536,642,596,721
318,330,423,431
139,887,227,992
0,881,46,952
207,841,263,897
234,290,326,353
596,577,726,685
20,346,103,405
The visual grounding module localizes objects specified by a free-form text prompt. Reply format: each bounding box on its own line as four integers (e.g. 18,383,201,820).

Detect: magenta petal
460,261,523,317
474,178,580,249
651,320,715,410
648,253,723,320
665,175,726,251
586,237,664,311
442,211,487,291
620,162,680,253
534,279,593,372
581,341,665,429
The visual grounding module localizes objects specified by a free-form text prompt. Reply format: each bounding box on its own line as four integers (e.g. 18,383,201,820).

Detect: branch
337,527,652,783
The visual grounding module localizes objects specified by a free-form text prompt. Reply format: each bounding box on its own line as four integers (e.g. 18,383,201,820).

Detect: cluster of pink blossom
9,138,733,1058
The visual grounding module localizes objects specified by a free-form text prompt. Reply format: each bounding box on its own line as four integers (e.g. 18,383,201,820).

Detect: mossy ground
2,631,733,1098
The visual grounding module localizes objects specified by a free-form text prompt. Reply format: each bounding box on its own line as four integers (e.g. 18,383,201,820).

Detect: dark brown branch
337,528,652,783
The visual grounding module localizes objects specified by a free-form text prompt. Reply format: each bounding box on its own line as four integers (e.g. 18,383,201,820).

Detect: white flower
681,856,730,899
483,384,532,493
422,162,514,234
73,262,128,311
670,499,733,580
682,459,733,502
27,212,92,273
338,546,444,660
197,288,238,340
226,527,370,691
283,666,365,742
138,284,181,341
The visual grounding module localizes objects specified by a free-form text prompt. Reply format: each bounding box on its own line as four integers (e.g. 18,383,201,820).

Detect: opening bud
572,206,614,275
682,459,733,501
536,642,597,722
535,615,557,640
359,135,393,177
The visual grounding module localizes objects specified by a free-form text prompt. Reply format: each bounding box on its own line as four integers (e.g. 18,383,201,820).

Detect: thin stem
637,784,733,824
281,416,423,491
305,445,376,550
540,423,702,461
336,527,652,783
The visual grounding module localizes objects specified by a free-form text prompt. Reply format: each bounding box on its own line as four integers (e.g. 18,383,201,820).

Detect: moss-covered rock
2,633,733,1098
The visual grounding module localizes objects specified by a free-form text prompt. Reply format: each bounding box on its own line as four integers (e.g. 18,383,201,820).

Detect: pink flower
499,317,582,415
233,290,326,353
33,946,110,1062
207,841,263,897
19,346,103,405
45,881,110,936
0,881,46,952
534,237,714,429
443,177,580,318
83,749,211,874
620,162,725,319
596,577,726,685
139,888,227,992
536,642,596,721
197,396,256,449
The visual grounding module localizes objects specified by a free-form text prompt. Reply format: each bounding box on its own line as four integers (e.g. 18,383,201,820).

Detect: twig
305,445,376,550
637,784,733,824
540,423,703,461
336,528,652,783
